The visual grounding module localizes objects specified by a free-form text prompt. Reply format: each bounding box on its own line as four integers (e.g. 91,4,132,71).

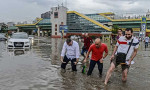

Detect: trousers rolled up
61,55,77,71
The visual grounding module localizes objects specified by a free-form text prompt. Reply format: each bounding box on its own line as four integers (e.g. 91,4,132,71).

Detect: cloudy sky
0,0,149,23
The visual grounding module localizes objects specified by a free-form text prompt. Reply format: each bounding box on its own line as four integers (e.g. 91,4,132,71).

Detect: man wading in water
104,28,139,85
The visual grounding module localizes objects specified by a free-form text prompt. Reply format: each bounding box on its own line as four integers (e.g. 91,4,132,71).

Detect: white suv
7,32,31,49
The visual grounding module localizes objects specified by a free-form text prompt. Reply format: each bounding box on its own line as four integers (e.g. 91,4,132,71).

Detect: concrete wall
50,6,68,38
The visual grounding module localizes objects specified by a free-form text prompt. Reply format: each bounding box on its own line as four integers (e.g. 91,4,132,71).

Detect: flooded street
0,37,150,90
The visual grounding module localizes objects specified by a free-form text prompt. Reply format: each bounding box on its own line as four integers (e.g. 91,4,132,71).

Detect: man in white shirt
145,36,149,48
61,38,80,72
104,28,139,85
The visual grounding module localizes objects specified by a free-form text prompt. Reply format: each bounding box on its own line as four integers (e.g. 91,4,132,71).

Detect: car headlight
25,42,29,44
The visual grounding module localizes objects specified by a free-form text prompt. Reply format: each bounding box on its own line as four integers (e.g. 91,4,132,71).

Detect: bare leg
104,62,115,85
122,68,128,82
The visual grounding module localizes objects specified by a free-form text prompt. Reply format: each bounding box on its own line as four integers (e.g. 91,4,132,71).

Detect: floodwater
0,37,150,90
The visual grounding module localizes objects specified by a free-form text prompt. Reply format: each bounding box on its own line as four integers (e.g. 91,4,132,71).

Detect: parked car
0,33,7,41
7,32,31,49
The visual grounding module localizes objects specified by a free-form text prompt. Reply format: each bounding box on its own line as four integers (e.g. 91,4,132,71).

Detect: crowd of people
60,28,146,85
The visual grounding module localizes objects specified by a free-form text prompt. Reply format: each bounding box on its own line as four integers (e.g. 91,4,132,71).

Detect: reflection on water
14,50,25,56
8,49,27,56
0,38,150,90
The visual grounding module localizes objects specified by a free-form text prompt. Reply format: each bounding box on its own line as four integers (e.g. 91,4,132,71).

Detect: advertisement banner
142,17,146,23
140,17,147,38
141,23,146,32
60,25,68,33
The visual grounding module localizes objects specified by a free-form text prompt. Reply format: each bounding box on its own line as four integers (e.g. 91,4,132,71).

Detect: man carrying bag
116,38,133,64
104,28,139,85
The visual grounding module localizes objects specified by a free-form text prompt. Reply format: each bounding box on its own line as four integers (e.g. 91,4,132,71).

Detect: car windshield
0,34,5,38
11,34,28,39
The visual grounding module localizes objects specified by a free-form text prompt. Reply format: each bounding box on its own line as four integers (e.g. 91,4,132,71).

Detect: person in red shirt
81,33,93,58
84,38,108,76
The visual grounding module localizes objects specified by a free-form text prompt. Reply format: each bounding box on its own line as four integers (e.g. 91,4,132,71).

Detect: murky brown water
0,37,150,90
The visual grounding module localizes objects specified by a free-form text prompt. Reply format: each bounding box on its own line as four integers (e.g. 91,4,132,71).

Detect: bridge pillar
42,31,44,37
36,26,40,37
17,27,20,32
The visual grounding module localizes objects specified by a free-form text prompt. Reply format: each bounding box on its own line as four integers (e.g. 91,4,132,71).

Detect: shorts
111,55,130,71
81,46,88,56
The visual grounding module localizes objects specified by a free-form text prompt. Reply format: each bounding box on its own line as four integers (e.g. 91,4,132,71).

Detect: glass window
54,12,58,18
11,34,28,39
55,32,57,35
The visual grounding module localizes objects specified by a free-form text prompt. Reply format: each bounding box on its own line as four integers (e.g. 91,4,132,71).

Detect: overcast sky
0,0,149,23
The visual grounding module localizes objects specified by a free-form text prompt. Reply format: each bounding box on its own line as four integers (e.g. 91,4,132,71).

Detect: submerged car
7,32,31,49
0,33,7,41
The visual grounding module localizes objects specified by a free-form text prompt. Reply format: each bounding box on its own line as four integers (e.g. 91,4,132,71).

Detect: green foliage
112,25,119,34
0,24,8,33
91,35,96,39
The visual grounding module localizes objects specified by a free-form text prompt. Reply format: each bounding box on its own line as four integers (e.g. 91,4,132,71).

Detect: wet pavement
0,37,150,90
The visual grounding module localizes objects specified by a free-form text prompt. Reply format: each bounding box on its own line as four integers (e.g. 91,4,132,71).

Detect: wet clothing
61,40,80,71
87,60,103,75
61,55,77,71
88,43,108,61
116,36,139,62
111,55,130,71
87,43,108,75
61,41,80,59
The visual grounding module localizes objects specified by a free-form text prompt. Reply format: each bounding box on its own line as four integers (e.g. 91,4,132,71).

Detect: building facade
50,6,68,38
15,6,150,38
41,11,51,19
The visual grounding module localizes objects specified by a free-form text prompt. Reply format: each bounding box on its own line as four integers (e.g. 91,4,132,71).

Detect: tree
112,25,119,34
0,23,8,33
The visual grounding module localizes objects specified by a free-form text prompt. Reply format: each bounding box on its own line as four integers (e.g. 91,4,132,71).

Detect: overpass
15,18,51,36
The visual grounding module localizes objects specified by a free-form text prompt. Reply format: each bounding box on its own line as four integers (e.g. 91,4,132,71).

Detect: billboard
60,25,68,33
142,17,146,23
141,23,146,32
140,17,147,38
